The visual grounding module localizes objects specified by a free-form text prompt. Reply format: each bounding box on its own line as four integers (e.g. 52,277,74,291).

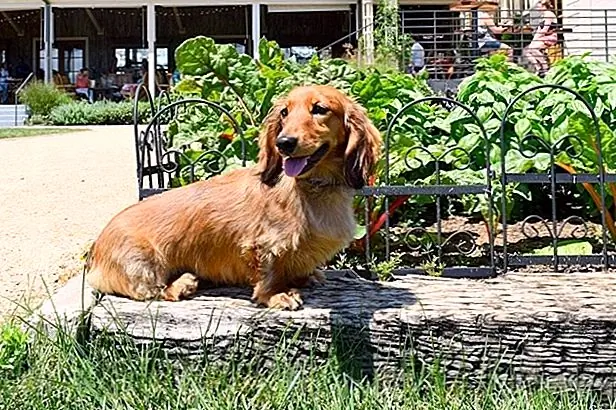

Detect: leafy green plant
420,256,445,277
0,323,28,377
370,253,403,281
19,81,72,118
450,54,616,240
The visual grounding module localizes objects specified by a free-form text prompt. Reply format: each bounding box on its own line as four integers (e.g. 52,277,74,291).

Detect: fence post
604,9,609,63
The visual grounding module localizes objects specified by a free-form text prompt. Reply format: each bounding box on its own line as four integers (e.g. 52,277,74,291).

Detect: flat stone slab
31,270,616,392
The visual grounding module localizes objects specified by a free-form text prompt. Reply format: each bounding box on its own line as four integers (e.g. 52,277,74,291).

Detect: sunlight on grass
0,319,611,410
0,127,86,140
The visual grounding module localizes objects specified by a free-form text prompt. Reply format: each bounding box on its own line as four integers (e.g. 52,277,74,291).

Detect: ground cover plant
0,321,612,409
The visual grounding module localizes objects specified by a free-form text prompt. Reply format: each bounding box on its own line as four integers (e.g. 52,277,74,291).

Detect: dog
86,85,382,310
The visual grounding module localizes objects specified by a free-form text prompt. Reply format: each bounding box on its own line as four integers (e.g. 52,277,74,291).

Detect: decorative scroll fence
133,84,615,278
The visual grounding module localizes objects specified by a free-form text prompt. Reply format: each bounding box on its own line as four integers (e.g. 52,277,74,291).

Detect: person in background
477,9,513,60
523,0,558,76
341,43,356,61
52,70,63,87
171,68,181,86
409,36,425,74
108,56,118,75
15,58,30,79
75,68,94,103
0,64,9,104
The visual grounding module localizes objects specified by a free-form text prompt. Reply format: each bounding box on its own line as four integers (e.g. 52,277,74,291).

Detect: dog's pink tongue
283,157,308,177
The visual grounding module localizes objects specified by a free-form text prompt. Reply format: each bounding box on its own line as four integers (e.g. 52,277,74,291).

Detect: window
114,47,169,69
36,39,85,83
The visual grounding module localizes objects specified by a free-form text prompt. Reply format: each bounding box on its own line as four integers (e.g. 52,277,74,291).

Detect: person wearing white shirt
409,37,425,74
477,10,513,60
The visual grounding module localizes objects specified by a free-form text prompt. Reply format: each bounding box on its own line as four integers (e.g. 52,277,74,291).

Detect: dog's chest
304,199,354,240
255,188,356,256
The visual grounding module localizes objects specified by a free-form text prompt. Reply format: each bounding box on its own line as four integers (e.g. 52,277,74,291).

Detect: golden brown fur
86,85,382,310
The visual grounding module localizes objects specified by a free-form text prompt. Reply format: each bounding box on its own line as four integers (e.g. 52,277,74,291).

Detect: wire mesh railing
399,7,616,79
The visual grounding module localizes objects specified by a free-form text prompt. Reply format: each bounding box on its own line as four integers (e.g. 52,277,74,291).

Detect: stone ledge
83,270,616,392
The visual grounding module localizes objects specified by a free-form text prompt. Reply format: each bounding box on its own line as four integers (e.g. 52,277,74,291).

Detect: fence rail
133,83,615,278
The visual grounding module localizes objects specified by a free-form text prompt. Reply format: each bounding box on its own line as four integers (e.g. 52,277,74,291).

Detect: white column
251,3,261,59
362,0,374,65
355,1,361,42
147,1,156,97
43,3,53,83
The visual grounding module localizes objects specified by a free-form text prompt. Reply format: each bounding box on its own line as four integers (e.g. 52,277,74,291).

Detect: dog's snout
276,135,298,155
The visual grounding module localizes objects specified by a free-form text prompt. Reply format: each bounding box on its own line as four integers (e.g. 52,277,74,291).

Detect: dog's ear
258,102,284,187
343,99,382,189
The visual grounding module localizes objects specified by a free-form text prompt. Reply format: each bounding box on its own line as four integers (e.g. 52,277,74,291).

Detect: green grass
0,127,86,139
0,321,611,410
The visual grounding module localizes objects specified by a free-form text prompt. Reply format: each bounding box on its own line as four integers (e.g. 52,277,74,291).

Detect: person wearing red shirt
75,68,94,103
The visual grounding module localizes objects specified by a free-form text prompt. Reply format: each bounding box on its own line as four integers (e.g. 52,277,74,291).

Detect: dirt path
0,126,137,319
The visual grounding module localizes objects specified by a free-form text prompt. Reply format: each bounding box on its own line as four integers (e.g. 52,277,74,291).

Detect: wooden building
0,0,362,96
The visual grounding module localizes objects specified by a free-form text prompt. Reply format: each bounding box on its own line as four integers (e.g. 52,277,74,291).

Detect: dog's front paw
266,289,303,311
162,273,199,301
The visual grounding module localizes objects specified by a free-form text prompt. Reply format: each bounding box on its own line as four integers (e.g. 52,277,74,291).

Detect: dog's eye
311,104,329,116
280,107,288,118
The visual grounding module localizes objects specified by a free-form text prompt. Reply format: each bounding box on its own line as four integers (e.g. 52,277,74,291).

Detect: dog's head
257,85,382,189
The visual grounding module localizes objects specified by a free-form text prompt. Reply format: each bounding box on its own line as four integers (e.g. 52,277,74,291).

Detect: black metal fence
398,7,616,78
133,83,615,279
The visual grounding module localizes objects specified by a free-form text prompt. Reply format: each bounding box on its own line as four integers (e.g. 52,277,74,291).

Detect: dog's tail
84,241,95,273
80,241,97,312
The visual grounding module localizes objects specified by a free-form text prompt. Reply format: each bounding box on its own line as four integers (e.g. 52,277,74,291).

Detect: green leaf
174,78,201,95
514,118,532,139
532,152,551,171
353,224,366,240
476,106,492,122
175,36,217,76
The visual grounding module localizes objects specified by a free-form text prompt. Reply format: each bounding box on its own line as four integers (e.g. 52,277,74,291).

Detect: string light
0,6,243,25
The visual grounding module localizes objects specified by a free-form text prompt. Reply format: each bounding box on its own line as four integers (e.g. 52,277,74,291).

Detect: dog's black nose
276,136,298,155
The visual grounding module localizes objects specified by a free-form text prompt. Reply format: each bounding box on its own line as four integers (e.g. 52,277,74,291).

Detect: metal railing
13,72,34,126
398,7,616,78
318,7,616,79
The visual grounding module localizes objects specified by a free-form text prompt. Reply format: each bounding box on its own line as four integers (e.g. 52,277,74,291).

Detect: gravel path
0,126,137,320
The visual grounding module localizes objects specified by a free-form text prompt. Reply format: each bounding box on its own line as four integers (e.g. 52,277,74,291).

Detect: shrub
18,81,72,118
49,100,152,126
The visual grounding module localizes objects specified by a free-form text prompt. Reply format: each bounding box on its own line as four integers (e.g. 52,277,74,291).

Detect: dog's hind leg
162,273,199,301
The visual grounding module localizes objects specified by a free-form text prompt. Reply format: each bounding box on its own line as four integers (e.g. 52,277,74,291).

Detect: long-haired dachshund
86,85,382,310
